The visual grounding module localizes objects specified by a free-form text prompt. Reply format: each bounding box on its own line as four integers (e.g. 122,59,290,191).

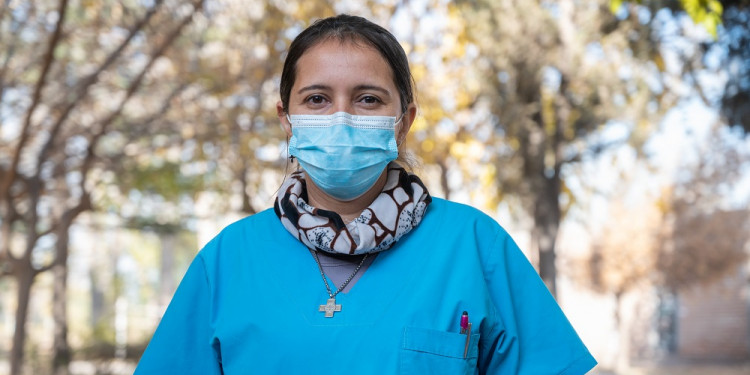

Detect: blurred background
1,0,749,374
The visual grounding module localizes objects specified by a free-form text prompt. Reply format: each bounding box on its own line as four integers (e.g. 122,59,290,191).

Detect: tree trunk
437,159,451,200
11,269,36,375
52,261,70,375
614,290,632,373
90,267,105,330
51,204,82,374
240,160,256,215
159,233,176,308
533,173,561,297
525,110,562,297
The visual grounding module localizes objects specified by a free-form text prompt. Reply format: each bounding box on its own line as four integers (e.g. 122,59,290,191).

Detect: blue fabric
135,198,596,374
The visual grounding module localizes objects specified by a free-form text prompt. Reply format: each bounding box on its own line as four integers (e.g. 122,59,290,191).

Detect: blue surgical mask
286,111,401,201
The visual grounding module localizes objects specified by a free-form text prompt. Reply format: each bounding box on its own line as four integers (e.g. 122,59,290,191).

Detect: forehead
293,38,394,87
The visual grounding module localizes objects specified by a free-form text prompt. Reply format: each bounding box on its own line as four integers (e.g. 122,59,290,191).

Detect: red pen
460,311,469,334
460,311,472,358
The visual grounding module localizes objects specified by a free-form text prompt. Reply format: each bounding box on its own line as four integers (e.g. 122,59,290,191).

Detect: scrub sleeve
479,226,597,374
135,255,222,375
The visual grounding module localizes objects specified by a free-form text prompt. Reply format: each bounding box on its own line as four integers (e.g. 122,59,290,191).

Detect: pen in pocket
460,311,472,358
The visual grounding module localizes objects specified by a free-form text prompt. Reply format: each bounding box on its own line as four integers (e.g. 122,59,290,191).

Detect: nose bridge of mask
288,112,398,129
287,112,398,154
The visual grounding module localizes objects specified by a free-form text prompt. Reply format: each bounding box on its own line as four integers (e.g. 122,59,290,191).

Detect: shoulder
197,208,280,260
424,197,509,238
418,198,519,263
218,208,279,237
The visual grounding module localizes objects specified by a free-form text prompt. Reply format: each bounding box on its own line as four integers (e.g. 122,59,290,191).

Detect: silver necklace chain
310,249,369,298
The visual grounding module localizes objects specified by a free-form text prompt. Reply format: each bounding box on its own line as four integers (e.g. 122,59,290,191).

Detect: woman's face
277,39,415,143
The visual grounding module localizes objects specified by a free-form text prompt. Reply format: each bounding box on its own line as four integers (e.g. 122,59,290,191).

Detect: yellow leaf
609,0,624,14
653,53,666,72
411,116,428,132
450,142,466,158
708,0,723,14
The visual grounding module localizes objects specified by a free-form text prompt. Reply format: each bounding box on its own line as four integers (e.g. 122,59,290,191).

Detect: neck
305,169,388,223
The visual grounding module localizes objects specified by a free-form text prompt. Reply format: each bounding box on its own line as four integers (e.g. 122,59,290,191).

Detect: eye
359,95,382,105
306,95,327,105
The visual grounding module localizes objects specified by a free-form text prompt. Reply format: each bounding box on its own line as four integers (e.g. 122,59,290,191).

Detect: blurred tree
658,204,749,288
578,126,750,369
455,0,682,296
619,0,750,132
586,196,662,371
0,0,206,373
612,0,724,37
656,128,749,290
389,2,493,205
716,4,750,133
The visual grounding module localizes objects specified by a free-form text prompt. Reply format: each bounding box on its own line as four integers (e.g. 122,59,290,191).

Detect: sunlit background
1,0,749,374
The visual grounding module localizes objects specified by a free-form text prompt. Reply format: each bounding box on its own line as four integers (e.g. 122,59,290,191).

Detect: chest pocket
399,326,480,375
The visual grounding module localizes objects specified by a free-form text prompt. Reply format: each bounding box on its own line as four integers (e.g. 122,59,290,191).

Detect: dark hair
279,14,414,115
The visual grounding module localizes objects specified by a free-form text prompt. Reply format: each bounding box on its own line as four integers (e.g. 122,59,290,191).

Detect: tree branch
0,174,23,264
0,0,33,131
32,0,166,181
78,0,204,206
0,0,15,47
42,2,204,273
91,0,203,143
2,0,69,200
101,83,205,174
562,136,629,165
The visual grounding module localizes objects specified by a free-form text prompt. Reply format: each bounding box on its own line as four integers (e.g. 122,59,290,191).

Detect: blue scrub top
135,198,596,374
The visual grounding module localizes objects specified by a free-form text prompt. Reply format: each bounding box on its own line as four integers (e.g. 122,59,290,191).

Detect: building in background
676,263,750,361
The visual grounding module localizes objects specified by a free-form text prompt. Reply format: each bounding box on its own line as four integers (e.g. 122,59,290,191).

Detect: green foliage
683,0,724,38
611,0,724,37
117,160,204,202
611,0,626,13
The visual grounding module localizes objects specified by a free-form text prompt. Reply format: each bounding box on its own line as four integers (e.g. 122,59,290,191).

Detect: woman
135,14,596,374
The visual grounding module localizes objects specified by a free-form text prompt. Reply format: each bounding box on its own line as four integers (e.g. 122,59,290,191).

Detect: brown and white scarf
274,163,432,255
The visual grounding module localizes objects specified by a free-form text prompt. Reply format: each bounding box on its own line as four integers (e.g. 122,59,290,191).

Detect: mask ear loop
284,113,297,166
285,136,294,167
395,112,405,125
394,112,406,147
275,116,297,198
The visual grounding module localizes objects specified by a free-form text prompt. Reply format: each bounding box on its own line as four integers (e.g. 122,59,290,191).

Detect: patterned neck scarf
274,163,432,255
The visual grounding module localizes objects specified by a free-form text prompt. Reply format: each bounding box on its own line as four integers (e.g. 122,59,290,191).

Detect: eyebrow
296,84,391,97
354,84,390,95
297,84,331,94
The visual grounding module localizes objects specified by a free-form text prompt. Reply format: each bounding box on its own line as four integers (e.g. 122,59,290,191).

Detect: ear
277,100,292,137
396,103,417,145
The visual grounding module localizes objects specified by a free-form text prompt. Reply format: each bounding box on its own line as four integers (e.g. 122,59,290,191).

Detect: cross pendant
319,297,342,318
